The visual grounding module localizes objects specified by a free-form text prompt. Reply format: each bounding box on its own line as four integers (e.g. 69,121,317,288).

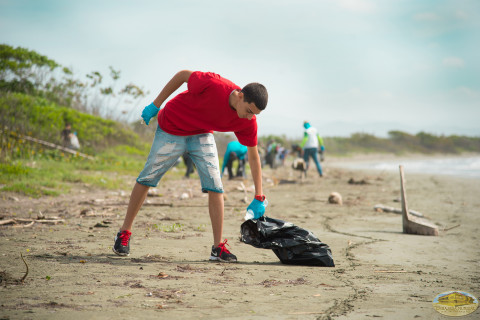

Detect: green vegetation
323,132,480,156
1,44,147,119
152,223,184,233
0,92,147,155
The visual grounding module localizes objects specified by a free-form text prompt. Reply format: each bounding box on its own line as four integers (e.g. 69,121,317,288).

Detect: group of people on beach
112,70,325,263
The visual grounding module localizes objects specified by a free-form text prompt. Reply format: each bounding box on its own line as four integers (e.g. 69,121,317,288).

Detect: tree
0,44,59,95
0,44,147,122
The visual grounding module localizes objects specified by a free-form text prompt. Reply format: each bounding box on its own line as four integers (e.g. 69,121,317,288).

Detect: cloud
454,87,479,98
347,88,362,95
337,0,375,13
414,12,440,21
455,10,468,20
379,91,393,99
443,57,465,68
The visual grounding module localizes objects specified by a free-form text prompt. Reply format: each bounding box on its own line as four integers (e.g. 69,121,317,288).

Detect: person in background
300,121,325,177
182,153,195,178
61,123,72,148
61,123,80,150
221,140,248,180
265,140,278,169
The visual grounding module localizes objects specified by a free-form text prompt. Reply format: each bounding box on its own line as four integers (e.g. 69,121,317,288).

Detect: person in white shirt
300,121,325,177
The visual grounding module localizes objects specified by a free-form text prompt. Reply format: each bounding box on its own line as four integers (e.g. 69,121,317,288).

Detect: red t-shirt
157,71,258,146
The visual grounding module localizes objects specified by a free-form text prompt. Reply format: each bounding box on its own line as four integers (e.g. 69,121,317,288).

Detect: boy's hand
247,195,268,219
141,102,160,125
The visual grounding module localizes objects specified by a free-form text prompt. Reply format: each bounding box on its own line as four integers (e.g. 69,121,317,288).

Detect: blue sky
1,0,479,138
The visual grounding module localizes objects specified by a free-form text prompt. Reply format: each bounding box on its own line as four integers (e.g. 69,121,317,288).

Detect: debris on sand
348,178,368,185
328,192,343,205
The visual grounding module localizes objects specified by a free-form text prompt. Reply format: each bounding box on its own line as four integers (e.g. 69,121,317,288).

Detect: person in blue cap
300,121,325,177
221,140,248,180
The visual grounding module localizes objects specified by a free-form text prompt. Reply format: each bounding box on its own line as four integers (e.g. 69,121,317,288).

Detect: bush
0,92,147,159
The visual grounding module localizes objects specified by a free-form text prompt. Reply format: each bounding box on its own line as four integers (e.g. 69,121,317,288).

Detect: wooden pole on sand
399,165,439,236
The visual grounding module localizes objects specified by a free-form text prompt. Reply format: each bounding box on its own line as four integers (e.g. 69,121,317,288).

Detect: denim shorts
137,126,223,193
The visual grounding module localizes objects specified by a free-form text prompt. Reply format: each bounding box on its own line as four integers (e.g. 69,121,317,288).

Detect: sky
1,0,479,139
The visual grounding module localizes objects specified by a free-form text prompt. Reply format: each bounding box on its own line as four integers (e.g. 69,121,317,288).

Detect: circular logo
433,291,478,317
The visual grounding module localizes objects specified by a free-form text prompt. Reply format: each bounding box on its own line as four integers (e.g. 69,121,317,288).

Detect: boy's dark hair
241,83,268,110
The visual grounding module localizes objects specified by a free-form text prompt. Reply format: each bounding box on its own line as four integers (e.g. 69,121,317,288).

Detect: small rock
93,222,109,228
147,188,159,197
328,192,342,205
80,208,95,216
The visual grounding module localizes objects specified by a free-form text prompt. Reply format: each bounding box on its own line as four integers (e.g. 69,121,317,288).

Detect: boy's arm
247,146,263,196
153,70,193,107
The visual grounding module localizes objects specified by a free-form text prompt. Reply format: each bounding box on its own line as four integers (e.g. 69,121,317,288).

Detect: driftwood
0,217,64,227
374,204,424,217
4,130,95,160
399,165,438,236
0,219,16,226
374,270,407,273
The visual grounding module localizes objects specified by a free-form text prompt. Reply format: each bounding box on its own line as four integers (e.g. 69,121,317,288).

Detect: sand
1,155,479,319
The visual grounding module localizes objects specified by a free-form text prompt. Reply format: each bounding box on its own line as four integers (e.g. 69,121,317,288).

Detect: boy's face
235,94,261,120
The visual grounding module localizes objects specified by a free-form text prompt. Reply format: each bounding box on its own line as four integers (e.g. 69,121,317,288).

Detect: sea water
331,156,480,179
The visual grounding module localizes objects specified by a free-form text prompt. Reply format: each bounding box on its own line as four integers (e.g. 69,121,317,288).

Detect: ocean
330,156,480,179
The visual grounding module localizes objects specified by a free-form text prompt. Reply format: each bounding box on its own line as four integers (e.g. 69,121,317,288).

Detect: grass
152,223,184,233
0,145,194,198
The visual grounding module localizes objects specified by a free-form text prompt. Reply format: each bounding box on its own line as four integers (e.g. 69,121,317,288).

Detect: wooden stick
288,312,324,315
374,204,424,217
0,219,16,225
20,253,29,283
4,129,95,160
14,221,35,228
443,224,460,231
34,219,65,225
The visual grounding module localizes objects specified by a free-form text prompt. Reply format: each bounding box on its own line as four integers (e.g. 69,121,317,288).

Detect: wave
331,156,480,179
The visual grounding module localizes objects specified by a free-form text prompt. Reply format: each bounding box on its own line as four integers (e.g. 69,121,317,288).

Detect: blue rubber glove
141,102,160,125
320,145,325,152
246,196,268,219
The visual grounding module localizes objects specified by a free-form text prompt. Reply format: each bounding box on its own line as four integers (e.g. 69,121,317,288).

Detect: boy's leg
120,182,150,231
208,190,236,262
208,191,224,246
187,133,236,262
113,127,186,256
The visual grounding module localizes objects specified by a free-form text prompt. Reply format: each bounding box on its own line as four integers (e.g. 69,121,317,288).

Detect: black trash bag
240,216,335,267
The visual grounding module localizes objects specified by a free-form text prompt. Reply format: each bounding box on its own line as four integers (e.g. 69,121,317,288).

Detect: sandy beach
1,154,479,319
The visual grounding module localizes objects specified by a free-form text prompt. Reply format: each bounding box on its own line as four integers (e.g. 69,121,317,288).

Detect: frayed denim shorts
137,126,223,193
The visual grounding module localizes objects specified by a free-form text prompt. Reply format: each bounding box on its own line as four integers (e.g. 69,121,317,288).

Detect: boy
113,70,268,262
